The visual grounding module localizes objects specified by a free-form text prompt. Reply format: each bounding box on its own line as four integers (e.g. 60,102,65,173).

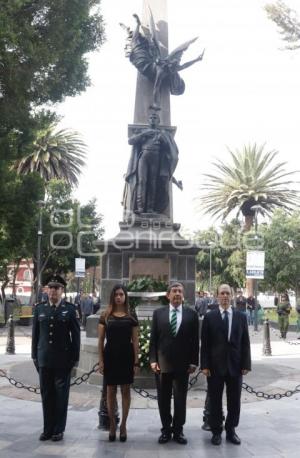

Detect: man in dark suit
149,282,199,445
201,283,251,446
32,274,80,442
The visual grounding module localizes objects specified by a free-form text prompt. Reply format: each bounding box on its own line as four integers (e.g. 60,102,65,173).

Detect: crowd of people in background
195,288,263,327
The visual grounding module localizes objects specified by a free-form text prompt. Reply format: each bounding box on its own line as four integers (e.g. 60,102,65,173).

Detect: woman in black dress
98,284,139,442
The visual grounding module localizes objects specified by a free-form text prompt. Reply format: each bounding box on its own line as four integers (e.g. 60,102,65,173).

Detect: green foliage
261,210,300,296
39,180,104,283
138,319,151,370
195,220,246,291
265,1,300,50
13,123,87,187
199,144,299,222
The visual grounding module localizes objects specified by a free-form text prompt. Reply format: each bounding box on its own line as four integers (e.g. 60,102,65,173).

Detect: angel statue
120,9,204,109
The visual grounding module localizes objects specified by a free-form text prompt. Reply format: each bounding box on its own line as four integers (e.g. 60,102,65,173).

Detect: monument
97,1,204,305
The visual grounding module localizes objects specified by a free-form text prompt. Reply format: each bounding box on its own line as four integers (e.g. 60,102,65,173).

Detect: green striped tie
170,309,177,336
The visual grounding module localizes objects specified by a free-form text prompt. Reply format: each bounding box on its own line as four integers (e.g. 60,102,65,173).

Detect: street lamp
36,200,45,303
208,242,215,296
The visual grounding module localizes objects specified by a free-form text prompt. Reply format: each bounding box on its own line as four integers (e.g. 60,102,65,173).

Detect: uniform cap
45,274,66,288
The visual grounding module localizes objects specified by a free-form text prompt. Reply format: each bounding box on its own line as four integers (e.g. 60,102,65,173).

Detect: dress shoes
51,432,64,442
158,432,172,444
173,432,188,445
108,433,116,442
201,422,211,431
39,432,52,441
226,431,241,445
211,434,222,445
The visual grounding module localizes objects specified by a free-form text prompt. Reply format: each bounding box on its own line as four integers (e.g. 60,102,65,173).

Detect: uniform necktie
223,310,229,340
170,309,177,336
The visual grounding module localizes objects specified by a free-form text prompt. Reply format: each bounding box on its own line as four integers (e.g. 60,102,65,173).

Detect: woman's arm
98,323,105,374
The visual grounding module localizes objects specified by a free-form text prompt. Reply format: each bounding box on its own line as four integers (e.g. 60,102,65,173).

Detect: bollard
98,377,120,430
262,318,272,356
6,314,16,355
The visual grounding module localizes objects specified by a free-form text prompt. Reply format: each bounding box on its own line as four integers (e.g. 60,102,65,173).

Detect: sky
58,0,300,238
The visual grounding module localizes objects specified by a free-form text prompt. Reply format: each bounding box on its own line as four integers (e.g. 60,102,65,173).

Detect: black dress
99,314,138,385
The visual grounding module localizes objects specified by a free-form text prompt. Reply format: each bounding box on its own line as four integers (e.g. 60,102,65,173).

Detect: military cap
45,274,66,288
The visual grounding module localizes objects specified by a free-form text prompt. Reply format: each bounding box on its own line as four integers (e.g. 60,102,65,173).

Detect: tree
265,1,300,50
13,123,87,187
261,209,300,300
195,220,246,292
199,144,299,231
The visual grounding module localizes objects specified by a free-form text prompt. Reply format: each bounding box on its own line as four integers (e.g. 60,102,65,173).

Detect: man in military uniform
32,274,80,442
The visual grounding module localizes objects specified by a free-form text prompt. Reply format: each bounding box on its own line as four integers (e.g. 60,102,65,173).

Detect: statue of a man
124,111,178,215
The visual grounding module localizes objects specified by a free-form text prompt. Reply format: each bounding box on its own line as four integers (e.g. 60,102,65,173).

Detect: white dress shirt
219,305,233,341
169,304,182,334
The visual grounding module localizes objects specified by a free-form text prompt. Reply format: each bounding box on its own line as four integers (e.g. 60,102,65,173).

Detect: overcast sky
58,0,300,238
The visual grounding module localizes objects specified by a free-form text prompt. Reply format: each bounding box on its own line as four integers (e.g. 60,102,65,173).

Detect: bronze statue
124,110,178,215
120,9,204,109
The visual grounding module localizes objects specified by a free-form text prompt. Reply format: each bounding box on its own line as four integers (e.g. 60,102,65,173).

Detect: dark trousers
207,374,242,435
39,367,72,435
155,372,189,435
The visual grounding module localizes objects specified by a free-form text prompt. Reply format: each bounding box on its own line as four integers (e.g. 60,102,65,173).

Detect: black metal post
254,278,258,332
36,200,44,303
6,315,15,354
98,376,120,430
262,318,272,356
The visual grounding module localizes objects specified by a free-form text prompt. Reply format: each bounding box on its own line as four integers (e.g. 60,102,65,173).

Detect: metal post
36,200,44,303
6,315,15,354
98,377,119,430
254,278,258,332
209,246,212,296
262,318,272,356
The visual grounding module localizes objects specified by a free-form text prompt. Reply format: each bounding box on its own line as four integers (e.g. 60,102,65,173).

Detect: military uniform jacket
32,300,80,369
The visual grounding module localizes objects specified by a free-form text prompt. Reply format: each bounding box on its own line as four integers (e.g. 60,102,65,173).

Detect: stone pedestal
96,218,198,306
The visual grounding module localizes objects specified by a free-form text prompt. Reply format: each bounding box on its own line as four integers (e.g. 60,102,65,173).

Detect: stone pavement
0,325,300,457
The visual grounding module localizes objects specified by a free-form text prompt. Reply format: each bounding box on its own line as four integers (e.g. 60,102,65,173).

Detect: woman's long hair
103,284,136,323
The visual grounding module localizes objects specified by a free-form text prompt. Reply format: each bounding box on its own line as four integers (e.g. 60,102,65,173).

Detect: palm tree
200,144,299,231
13,124,87,186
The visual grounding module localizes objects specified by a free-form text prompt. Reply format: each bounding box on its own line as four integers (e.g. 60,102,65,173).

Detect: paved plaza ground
0,324,300,458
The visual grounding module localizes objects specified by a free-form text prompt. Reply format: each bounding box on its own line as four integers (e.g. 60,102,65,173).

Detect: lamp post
208,242,215,296
36,200,45,303
251,205,262,332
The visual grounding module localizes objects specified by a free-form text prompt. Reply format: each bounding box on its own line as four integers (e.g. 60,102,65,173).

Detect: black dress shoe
201,422,211,431
226,432,241,445
109,433,116,442
51,432,64,442
158,432,172,444
211,434,222,445
119,433,127,442
173,432,188,445
39,432,52,441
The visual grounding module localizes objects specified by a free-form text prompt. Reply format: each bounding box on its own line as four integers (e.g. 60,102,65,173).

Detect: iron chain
0,363,99,394
1,365,300,401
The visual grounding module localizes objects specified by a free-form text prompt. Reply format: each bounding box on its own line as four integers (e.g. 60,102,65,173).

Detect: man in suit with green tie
149,282,199,445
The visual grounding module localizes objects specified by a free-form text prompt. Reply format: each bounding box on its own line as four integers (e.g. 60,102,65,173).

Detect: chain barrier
0,363,99,394
1,364,300,401
132,367,203,400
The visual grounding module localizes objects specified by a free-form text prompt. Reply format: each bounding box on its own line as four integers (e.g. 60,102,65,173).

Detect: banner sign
75,258,85,278
246,251,265,279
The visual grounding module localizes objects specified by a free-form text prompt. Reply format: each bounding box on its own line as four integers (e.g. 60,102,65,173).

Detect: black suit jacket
149,305,199,373
32,300,80,369
200,309,251,377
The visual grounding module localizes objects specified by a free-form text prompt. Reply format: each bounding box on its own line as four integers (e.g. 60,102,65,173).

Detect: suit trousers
39,367,72,435
207,374,242,435
155,372,189,435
